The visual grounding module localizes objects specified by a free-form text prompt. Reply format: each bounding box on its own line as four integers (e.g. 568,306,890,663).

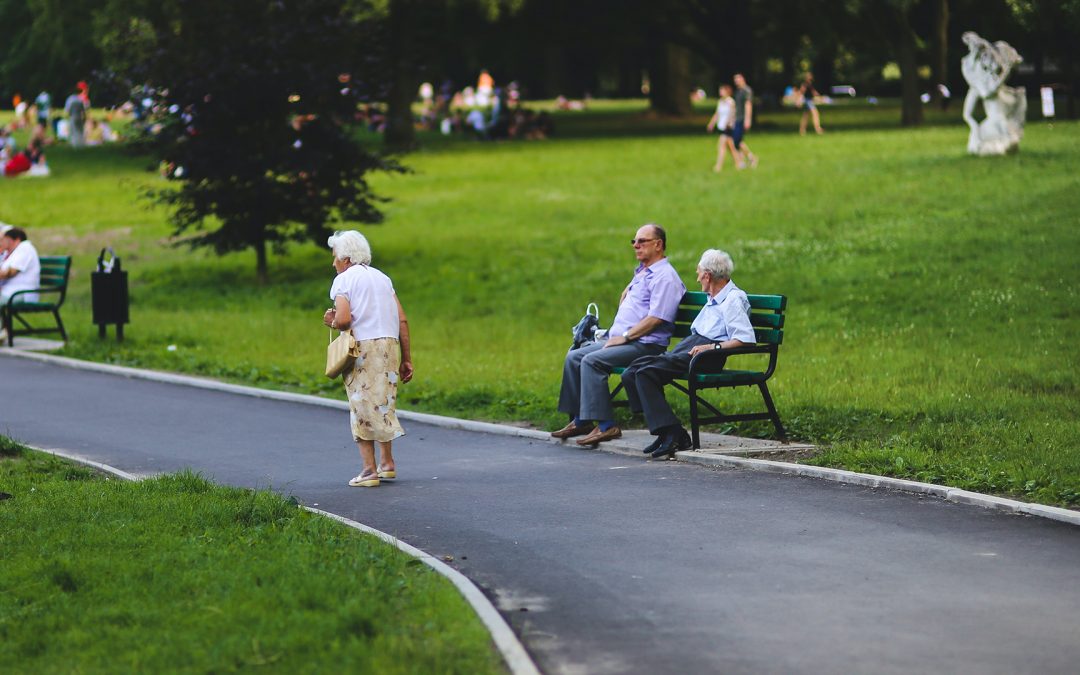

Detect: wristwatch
621,331,632,340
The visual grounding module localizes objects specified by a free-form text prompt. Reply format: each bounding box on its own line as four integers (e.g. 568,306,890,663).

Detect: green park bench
2,255,72,347
609,291,787,449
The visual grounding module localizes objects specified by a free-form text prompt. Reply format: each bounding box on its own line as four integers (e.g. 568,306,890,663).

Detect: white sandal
348,473,380,487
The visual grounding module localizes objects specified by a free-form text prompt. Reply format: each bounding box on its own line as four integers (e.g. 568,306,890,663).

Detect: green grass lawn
1,101,1078,507
0,438,503,673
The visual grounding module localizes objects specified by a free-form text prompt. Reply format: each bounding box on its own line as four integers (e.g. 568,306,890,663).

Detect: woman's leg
377,441,395,473
356,439,378,479
715,136,726,171
727,136,743,168
811,107,823,134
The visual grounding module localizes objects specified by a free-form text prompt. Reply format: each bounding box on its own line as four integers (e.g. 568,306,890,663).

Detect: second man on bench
622,249,755,459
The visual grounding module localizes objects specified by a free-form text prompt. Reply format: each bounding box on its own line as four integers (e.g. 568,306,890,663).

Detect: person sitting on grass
551,224,686,446
620,249,755,459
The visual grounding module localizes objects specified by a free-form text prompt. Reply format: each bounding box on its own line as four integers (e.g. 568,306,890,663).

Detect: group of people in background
3,81,121,178
421,72,556,141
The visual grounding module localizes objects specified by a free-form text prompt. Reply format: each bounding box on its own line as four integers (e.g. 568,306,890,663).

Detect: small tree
105,0,401,283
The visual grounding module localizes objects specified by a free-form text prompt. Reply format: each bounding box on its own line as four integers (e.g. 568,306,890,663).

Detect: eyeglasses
631,238,658,245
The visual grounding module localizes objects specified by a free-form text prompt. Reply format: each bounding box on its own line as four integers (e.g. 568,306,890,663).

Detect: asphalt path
4,355,1080,674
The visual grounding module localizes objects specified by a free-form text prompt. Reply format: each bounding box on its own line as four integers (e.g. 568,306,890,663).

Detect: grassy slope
0,440,502,673
0,103,1077,506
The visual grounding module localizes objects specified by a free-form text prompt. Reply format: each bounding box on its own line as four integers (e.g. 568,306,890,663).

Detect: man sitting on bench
0,227,41,342
621,249,755,459
551,223,686,446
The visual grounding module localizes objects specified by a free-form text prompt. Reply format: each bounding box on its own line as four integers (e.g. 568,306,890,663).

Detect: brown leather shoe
551,421,594,439
576,426,622,446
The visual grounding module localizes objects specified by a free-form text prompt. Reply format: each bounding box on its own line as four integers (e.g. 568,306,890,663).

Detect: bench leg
688,383,701,450
54,309,67,341
758,382,787,442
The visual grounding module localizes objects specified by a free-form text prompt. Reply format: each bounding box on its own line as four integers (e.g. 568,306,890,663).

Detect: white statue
961,31,1026,156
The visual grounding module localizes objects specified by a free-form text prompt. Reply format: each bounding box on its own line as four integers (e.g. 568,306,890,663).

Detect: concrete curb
5,348,1077,528
678,452,1080,527
308,508,539,675
26,443,540,675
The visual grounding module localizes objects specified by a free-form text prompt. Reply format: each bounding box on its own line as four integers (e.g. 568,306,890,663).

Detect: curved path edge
4,348,1076,529
26,443,540,675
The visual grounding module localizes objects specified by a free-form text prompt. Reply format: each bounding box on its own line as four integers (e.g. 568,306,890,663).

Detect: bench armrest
688,344,772,374
5,286,62,308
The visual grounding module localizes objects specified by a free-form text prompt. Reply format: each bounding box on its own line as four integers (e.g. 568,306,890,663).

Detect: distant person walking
706,84,742,171
797,73,824,135
732,73,758,169
64,86,87,148
323,231,413,488
34,90,51,130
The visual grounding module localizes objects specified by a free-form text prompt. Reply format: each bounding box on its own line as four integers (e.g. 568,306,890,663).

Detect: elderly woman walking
323,231,413,487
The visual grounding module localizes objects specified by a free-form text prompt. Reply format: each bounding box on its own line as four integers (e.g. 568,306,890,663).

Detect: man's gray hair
327,230,372,265
698,249,734,280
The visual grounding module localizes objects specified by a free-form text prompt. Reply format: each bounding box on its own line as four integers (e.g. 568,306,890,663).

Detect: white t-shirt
329,264,399,341
715,97,735,130
0,239,40,302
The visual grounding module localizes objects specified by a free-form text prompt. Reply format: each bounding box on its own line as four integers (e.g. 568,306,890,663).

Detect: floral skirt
342,336,406,443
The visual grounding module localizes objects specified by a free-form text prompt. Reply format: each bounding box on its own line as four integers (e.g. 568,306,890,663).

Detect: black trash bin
91,248,129,340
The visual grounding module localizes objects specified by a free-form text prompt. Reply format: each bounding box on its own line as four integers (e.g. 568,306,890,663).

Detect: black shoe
650,428,692,459
642,435,663,454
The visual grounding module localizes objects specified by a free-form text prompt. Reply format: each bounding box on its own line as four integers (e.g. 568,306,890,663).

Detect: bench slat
754,328,783,345
748,294,786,311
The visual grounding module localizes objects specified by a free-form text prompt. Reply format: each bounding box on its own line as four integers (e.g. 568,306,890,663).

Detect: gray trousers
621,334,720,434
558,340,665,422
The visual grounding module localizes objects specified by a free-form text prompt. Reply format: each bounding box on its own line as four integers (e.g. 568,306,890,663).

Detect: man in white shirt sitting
1,227,41,316
621,249,756,459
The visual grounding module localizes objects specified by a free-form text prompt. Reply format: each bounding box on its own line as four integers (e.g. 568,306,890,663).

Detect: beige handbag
325,329,361,379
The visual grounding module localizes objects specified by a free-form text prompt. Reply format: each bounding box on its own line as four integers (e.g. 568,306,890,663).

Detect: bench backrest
673,291,786,345
37,254,72,304
39,256,72,290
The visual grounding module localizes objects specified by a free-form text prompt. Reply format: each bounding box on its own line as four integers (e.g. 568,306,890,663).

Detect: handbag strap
586,302,599,320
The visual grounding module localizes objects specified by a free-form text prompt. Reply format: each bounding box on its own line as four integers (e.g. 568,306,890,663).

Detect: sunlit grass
1,103,1077,506
0,439,502,672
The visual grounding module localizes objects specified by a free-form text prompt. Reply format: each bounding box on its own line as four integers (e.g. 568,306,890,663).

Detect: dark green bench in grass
609,291,787,449
2,255,72,347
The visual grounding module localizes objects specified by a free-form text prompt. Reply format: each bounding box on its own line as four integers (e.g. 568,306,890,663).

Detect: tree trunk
895,9,924,127
929,0,949,105
255,236,268,286
384,0,417,151
543,44,567,99
812,43,838,92
648,42,691,116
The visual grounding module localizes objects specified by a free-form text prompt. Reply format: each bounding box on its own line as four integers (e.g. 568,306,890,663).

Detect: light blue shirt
690,280,755,344
608,258,687,347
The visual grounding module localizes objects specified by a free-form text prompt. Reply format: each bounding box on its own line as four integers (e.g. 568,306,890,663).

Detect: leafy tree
100,0,402,283
1008,0,1080,118
0,0,102,101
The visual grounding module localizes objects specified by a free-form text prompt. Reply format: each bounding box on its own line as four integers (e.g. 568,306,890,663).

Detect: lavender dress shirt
608,258,686,347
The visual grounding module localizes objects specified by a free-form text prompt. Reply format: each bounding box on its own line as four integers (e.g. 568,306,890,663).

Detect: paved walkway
3,354,1079,674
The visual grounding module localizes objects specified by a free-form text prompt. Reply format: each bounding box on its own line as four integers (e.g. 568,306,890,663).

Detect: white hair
697,249,734,280
327,230,371,265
